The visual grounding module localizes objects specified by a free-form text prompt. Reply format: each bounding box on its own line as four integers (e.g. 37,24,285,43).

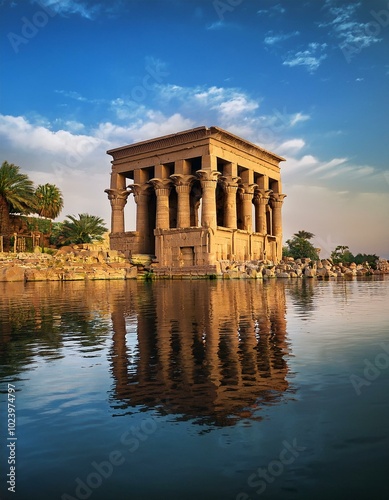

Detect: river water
0,277,388,500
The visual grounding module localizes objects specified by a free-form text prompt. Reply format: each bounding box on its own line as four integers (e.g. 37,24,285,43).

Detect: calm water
0,278,388,500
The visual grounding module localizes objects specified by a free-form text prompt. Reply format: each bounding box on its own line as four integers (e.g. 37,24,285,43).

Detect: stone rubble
0,247,387,282
0,244,137,282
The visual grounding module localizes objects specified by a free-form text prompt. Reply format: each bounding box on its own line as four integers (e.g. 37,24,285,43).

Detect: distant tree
353,253,379,270
293,230,315,240
283,229,319,260
331,245,354,264
0,161,36,246
59,213,107,245
284,235,319,261
35,183,64,221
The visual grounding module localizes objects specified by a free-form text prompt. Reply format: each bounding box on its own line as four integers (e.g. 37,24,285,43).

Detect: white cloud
257,4,286,16
31,0,101,19
283,43,328,73
321,1,383,61
264,30,299,45
278,138,305,154
0,114,103,154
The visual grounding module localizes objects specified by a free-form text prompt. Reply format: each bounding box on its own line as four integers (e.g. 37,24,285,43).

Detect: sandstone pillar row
240,184,256,232
271,193,287,238
149,178,172,230
196,170,221,229
221,176,240,229
170,174,195,228
254,189,271,234
104,188,130,233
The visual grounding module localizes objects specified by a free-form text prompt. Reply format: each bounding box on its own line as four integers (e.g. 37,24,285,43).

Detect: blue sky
1,0,388,257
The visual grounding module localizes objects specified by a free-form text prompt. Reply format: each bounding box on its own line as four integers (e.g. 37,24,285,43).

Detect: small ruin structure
105,126,286,275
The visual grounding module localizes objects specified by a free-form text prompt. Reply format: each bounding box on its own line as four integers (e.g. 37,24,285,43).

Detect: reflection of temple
105,126,286,273
109,280,290,425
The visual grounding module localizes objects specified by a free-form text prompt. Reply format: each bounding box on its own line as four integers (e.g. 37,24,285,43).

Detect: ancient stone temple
105,126,286,275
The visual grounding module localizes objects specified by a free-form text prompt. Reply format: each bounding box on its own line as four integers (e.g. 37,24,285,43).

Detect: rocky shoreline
0,243,388,282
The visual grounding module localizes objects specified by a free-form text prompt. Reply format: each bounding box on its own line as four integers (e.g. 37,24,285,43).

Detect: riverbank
0,245,388,282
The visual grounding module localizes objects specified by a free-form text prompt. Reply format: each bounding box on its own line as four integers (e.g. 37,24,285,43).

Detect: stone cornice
107,126,285,164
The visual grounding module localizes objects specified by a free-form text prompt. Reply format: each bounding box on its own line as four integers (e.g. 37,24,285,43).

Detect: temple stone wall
105,126,286,275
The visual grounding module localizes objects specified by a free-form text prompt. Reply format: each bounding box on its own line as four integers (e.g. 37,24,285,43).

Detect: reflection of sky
285,279,389,393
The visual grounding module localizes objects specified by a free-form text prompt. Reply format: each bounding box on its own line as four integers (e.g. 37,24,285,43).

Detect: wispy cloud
264,30,300,45
283,42,328,73
257,3,286,16
321,1,382,60
31,0,102,19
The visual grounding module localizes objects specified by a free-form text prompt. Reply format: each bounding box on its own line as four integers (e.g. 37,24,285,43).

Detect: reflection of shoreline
109,280,291,426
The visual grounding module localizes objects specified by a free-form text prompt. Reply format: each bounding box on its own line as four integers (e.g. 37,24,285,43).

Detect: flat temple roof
107,125,285,163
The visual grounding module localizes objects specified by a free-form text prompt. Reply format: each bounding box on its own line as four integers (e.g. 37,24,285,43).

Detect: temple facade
105,126,286,275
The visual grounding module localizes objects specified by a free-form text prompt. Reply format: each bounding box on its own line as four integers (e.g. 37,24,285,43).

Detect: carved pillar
149,178,172,230
170,174,195,228
270,193,287,239
253,188,272,234
220,176,240,229
104,188,130,233
127,184,152,253
240,184,256,232
196,170,221,229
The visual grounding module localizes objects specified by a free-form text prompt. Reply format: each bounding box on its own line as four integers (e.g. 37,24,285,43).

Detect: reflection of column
254,189,271,234
111,310,129,393
170,174,195,228
271,194,287,239
104,188,131,233
220,176,240,229
240,184,256,232
196,170,221,229
149,178,172,230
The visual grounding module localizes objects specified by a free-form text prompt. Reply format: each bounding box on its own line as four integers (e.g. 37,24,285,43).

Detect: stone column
220,176,240,229
170,174,195,228
240,183,256,232
104,188,131,233
149,178,172,230
128,184,150,233
253,188,272,234
270,193,287,238
196,170,221,229
128,183,152,252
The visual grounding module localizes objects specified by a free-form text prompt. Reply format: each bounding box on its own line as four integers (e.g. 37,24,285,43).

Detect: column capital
128,183,152,204
220,175,241,192
170,174,196,194
149,177,172,196
196,170,221,184
239,183,257,200
104,188,131,209
253,188,272,205
270,193,287,206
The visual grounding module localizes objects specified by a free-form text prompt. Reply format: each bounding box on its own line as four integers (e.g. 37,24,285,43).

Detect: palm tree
293,230,315,240
60,213,107,245
35,183,64,221
0,161,36,248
